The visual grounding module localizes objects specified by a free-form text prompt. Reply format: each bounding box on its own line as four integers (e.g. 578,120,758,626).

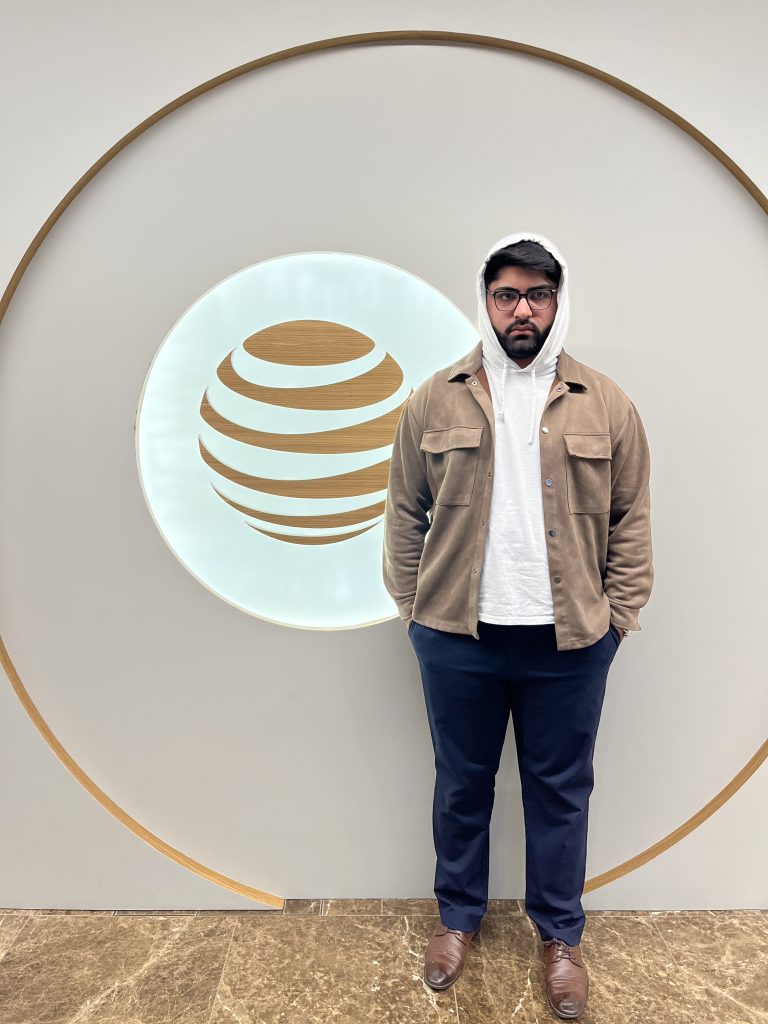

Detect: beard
494,320,551,361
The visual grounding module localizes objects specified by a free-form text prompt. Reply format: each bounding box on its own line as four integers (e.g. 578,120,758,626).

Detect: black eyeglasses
486,286,556,312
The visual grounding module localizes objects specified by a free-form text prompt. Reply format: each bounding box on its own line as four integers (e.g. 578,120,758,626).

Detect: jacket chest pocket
419,425,484,506
563,432,612,513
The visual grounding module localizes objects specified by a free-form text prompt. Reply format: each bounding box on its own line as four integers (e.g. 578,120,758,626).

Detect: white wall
0,0,766,910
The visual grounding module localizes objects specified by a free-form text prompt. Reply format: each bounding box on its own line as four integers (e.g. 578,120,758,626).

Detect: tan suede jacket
382,340,653,651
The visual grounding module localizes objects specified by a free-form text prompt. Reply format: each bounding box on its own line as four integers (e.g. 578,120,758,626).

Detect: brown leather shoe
423,922,480,990
542,938,588,1019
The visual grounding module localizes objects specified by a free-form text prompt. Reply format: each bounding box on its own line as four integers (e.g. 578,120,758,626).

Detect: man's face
485,265,559,368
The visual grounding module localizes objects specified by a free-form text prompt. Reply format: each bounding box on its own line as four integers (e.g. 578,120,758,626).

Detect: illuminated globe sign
135,252,479,630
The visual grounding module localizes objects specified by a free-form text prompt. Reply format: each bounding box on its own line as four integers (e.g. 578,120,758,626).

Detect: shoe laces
547,938,577,961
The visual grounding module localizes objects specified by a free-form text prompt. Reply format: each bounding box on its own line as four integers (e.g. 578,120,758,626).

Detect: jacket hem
411,615,474,635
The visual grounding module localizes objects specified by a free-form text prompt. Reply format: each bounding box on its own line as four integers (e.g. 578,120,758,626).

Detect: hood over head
476,230,569,443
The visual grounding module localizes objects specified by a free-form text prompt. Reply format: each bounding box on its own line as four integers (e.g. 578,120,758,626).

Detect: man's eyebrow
492,282,554,289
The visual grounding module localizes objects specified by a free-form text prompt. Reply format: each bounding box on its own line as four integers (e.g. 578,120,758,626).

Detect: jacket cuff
609,601,641,631
395,597,416,624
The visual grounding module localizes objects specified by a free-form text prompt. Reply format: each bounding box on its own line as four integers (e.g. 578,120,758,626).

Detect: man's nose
515,295,533,316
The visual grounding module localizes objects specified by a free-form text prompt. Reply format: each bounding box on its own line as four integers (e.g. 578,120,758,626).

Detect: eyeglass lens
493,288,553,310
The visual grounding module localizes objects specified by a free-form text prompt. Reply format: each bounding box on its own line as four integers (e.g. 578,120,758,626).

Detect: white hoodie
475,230,570,625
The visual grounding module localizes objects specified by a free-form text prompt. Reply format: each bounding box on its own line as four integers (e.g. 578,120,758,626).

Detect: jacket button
548,529,557,536
545,478,553,486
473,569,478,574
487,471,491,477
542,426,549,433
553,576,561,583
481,520,485,526
471,380,477,385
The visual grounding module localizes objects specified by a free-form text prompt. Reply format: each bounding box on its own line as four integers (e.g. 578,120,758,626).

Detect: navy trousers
408,618,621,946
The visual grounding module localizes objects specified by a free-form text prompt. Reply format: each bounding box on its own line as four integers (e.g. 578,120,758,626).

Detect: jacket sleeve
605,400,654,632
382,395,433,627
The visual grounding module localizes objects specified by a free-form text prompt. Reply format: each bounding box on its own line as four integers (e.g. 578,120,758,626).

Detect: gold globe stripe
199,389,408,452
243,319,374,365
0,31,765,906
218,348,405,410
198,436,391,498
211,484,386,529
247,520,381,545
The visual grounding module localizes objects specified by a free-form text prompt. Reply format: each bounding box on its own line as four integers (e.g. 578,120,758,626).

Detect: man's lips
510,327,533,333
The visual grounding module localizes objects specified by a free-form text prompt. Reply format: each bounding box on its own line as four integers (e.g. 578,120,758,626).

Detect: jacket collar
446,340,588,389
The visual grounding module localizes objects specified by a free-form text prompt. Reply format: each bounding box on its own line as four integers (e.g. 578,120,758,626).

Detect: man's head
483,240,561,368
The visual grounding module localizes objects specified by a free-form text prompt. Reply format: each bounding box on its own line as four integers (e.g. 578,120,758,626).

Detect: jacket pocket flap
563,432,612,458
419,425,484,453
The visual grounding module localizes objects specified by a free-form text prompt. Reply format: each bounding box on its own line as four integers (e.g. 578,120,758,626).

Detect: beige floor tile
650,910,768,1024
1,906,763,1023
321,898,383,915
455,912,701,1023
208,913,457,1023
381,898,438,916
0,914,234,1024
283,899,323,915
0,916,29,960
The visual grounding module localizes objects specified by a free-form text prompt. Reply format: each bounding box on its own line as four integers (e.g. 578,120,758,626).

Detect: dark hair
483,240,562,290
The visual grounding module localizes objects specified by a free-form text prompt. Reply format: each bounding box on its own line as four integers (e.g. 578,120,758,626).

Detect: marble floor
0,900,765,1023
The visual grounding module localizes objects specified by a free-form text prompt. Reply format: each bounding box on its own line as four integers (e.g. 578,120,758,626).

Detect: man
382,231,653,1019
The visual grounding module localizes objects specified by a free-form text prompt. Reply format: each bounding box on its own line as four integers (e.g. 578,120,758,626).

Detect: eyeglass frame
485,286,557,312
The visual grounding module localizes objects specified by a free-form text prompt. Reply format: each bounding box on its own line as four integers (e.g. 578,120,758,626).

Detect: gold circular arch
1,30,765,908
